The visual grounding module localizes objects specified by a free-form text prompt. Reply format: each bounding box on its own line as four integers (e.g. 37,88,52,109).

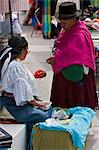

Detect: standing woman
46,2,98,109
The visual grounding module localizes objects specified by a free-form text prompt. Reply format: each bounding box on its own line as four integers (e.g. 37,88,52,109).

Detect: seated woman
0,36,52,148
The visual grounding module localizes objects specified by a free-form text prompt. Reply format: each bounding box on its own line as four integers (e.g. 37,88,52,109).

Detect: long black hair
0,36,28,78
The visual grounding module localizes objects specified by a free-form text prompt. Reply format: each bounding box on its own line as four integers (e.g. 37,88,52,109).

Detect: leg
1,96,52,150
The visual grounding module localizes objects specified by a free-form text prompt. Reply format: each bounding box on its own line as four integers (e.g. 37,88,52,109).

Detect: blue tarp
35,106,95,150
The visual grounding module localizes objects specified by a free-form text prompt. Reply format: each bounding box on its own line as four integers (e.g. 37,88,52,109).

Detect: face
60,18,76,31
19,47,28,60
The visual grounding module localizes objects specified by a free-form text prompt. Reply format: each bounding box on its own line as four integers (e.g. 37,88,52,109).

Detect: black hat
59,2,81,20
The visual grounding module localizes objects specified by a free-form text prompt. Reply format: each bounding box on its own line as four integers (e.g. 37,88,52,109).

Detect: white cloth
0,0,29,13
1,52,11,79
5,13,22,34
12,13,22,34
0,47,12,82
51,16,58,27
55,0,80,18
0,47,12,60
1,60,38,106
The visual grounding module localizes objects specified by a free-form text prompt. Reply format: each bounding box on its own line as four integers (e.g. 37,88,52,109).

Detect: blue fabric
30,129,35,150
34,106,95,150
32,15,37,27
0,148,7,150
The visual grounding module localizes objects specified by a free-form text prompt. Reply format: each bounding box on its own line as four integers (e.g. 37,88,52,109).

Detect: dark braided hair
0,36,28,78
8,36,28,61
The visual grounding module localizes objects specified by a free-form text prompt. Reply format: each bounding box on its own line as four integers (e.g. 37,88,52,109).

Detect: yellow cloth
32,126,86,150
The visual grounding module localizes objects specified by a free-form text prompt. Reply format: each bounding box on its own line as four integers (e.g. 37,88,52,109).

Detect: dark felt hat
59,2,81,19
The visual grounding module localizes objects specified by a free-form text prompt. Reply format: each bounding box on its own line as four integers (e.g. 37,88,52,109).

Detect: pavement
0,13,99,149
21,25,54,101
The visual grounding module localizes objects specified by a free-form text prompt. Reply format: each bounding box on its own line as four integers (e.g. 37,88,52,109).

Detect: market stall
0,0,29,50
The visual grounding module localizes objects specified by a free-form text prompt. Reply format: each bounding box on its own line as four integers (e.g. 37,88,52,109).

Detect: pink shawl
52,21,95,73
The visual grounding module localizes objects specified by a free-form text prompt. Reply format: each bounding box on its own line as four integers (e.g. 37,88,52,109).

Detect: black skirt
50,70,98,109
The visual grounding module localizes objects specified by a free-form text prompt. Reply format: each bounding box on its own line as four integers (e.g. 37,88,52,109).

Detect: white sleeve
13,78,34,106
8,62,37,106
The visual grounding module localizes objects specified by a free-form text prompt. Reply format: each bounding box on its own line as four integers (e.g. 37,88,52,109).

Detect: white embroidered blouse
1,60,38,106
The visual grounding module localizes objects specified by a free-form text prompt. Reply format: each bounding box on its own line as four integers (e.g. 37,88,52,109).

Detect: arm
13,76,50,109
8,62,37,106
9,62,51,109
46,56,55,65
28,99,50,110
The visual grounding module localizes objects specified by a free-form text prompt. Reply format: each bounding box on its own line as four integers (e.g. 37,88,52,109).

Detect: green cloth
91,0,99,7
62,65,84,82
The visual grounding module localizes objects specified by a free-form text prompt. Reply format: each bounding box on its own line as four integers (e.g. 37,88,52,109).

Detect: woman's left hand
46,57,55,65
30,100,51,110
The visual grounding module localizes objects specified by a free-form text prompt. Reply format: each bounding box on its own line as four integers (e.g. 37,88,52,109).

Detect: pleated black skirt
50,70,98,109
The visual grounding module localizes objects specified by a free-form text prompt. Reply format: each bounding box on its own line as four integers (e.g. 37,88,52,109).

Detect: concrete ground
22,25,54,101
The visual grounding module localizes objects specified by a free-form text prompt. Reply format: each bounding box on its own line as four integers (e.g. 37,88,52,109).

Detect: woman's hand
29,99,51,110
46,57,55,65
52,47,57,55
